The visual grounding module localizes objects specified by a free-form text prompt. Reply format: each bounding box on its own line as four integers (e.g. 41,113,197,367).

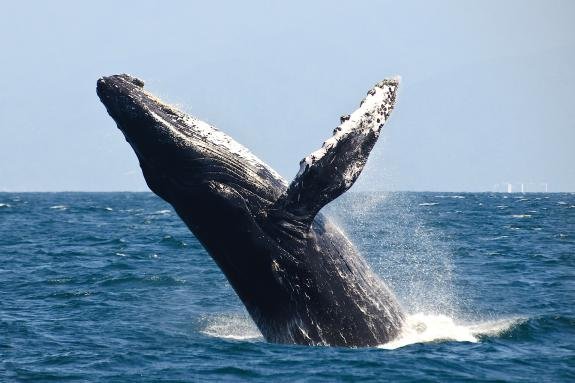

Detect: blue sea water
0,192,573,382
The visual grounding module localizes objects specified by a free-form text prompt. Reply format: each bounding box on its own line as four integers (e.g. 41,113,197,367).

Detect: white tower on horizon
496,182,548,193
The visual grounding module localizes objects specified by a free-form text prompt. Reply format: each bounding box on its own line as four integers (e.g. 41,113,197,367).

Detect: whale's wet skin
97,74,404,347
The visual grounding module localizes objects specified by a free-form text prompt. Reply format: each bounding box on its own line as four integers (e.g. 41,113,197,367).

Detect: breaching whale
97,74,404,347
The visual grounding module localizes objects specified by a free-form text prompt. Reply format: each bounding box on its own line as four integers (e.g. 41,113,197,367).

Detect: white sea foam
199,312,520,348
49,205,67,210
379,313,522,350
201,314,262,341
511,214,532,218
0,203,10,208
419,202,439,206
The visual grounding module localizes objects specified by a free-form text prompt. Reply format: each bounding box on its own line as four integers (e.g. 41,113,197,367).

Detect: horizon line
0,190,571,194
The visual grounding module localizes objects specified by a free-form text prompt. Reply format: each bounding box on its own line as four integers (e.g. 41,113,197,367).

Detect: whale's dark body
97,74,404,347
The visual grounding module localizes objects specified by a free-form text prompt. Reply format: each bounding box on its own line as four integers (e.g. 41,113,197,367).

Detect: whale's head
97,74,286,215
97,74,298,316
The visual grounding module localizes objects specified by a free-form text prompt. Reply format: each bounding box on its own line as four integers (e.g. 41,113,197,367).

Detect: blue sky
1,0,573,191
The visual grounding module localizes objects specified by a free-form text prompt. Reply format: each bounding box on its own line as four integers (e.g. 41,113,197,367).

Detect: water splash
328,192,460,316
201,313,262,341
379,313,523,349
325,192,511,348
202,192,523,348
198,312,522,348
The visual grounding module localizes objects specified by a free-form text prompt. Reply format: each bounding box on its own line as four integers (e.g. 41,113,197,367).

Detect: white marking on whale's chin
146,103,287,187
181,115,287,185
379,313,524,350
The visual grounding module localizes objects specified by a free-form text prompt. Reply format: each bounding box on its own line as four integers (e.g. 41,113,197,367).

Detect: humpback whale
97,74,404,347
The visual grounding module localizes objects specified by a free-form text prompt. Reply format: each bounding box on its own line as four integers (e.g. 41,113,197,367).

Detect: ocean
0,192,573,382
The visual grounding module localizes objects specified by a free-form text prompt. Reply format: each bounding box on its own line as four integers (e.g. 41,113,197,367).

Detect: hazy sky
1,0,573,192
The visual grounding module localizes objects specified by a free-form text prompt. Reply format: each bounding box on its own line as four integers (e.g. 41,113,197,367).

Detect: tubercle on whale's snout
126,75,145,88
96,74,145,98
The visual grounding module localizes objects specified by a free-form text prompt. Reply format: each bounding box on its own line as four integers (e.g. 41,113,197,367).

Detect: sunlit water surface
1,192,573,381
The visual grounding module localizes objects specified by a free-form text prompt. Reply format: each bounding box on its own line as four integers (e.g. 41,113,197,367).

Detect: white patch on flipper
296,77,400,178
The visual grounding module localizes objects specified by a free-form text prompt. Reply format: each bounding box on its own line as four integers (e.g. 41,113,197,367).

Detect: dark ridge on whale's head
97,73,144,92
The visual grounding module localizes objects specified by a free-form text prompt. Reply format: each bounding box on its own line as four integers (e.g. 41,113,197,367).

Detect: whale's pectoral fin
272,77,400,229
